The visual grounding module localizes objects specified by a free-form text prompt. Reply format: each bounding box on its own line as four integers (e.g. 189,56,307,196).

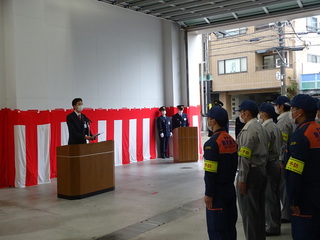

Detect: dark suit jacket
157,115,172,137
172,113,189,130
66,111,90,145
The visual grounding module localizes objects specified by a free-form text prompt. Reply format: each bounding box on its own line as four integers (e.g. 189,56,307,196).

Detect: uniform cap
272,96,291,106
259,102,276,116
159,106,166,111
206,106,228,125
291,94,317,112
236,100,259,112
177,105,184,110
213,100,223,107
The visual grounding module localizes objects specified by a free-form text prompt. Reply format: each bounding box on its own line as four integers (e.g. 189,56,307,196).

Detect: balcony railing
256,63,293,71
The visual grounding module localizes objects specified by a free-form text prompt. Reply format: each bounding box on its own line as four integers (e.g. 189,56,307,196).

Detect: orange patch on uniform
216,132,237,154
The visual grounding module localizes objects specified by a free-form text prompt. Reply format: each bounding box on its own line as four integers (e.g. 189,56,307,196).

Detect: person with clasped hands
156,106,172,158
66,98,96,145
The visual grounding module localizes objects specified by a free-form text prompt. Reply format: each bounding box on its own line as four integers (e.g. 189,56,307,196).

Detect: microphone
83,116,92,123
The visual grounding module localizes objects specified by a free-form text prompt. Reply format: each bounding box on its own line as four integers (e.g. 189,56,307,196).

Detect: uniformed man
259,103,282,236
208,100,228,137
273,95,294,223
203,106,238,240
236,99,268,240
285,94,320,239
156,106,172,159
172,105,189,130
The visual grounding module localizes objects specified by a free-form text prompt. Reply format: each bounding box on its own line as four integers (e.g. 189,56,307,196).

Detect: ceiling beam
169,0,297,21
186,4,320,32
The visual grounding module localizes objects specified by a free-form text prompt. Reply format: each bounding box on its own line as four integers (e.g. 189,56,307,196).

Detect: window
215,28,247,38
307,17,318,32
218,57,247,74
263,53,288,69
307,54,320,63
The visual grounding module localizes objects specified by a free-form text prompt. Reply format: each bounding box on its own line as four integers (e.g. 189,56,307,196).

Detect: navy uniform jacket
285,120,320,206
157,116,172,137
204,129,238,197
66,111,91,145
172,113,189,130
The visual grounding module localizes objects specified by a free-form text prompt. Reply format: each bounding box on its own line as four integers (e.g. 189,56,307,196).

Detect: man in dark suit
172,105,189,130
156,106,172,158
66,98,95,145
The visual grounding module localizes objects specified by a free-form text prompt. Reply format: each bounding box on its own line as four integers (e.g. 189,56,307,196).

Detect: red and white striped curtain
0,106,202,188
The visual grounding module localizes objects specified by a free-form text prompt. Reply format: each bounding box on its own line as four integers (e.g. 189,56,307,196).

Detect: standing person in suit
172,105,189,130
66,98,96,145
156,106,172,159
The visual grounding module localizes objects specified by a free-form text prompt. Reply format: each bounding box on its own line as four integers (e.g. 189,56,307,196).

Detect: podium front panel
57,141,115,199
173,127,198,162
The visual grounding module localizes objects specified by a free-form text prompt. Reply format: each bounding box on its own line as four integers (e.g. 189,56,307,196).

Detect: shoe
281,218,291,223
165,155,170,158
266,231,280,236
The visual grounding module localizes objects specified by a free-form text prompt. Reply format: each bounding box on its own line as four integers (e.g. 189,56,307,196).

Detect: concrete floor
0,132,292,240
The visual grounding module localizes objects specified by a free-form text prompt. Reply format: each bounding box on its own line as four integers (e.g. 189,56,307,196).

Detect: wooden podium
173,127,198,163
57,141,115,200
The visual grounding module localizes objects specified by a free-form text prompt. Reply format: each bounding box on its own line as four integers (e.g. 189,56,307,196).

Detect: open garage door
98,0,320,33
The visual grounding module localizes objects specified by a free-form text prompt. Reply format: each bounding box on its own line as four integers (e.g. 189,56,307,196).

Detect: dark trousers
291,184,320,240
159,136,169,157
206,186,237,240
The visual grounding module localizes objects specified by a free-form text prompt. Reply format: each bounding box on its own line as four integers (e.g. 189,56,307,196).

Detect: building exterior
294,16,320,96
207,16,320,119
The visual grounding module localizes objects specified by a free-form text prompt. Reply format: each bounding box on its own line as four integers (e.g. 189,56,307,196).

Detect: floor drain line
95,198,203,240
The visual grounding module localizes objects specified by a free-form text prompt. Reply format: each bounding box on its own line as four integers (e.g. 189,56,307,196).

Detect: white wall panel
45,26,73,108
14,15,46,109
96,34,122,109
2,0,185,110
187,33,202,107
0,0,5,108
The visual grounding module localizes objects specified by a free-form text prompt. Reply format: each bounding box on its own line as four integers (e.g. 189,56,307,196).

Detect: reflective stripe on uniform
238,146,252,159
285,157,305,174
204,160,218,173
282,132,288,142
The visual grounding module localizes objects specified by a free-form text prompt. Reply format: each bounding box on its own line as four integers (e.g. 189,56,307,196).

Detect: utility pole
276,21,287,96
204,33,210,111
